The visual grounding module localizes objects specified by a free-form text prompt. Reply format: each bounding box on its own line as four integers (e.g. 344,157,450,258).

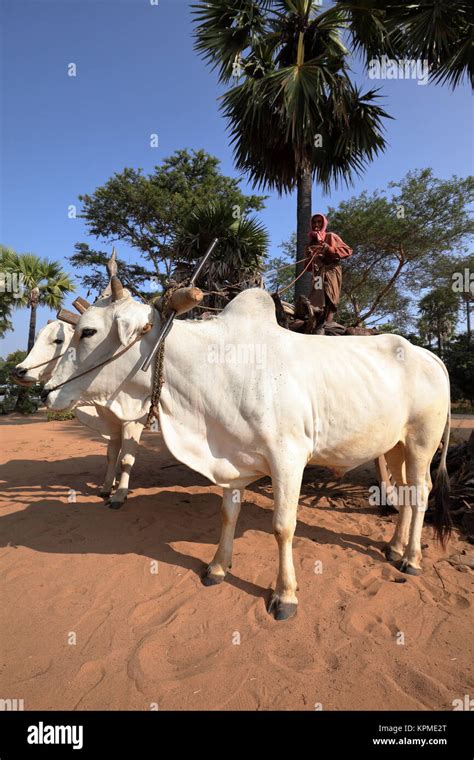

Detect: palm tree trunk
466,296,471,341
16,303,37,411
27,302,37,353
294,168,313,302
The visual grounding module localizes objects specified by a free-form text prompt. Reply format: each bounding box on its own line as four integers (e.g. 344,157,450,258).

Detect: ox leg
386,505,412,563
398,447,431,576
100,433,121,498
384,443,411,562
268,467,303,621
108,422,143,510
202,487,243,586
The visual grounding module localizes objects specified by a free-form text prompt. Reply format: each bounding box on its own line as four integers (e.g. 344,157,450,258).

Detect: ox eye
81,328,97,339
53,339,63,345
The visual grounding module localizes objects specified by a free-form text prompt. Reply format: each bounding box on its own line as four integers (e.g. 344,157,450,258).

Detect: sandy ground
0,413,473,711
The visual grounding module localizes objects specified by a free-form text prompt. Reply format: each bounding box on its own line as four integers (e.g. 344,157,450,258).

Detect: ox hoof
267,593,297,621
107,489,128,510
108,500,125,510
384,545,403,563
99,491,112,499
201,566,226,586
398,559,422,576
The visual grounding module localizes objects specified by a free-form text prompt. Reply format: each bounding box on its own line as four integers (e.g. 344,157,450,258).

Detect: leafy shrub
47,410,76,421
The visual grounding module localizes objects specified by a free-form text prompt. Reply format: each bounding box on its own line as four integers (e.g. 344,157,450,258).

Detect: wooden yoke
57,309,80,326
72,297,91,314
141,237,219,372
159,286,204,316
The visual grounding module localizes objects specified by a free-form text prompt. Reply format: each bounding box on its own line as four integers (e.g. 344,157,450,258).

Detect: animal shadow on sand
0,454,389,603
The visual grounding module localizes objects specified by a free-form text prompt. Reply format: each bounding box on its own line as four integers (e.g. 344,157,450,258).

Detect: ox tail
431,382,452,549
432,414,452,548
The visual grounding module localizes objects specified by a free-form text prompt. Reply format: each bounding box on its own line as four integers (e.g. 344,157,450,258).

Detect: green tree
277,170,473,326
461,289,473,341
329,170,472,326
173,200,269,308
1,250,75,353
450,253,474,340
0,246,20,338
70,244,152,302
417,315,435,350
0,293,13,339
0,350,27,385
71,149,267,299
193,1,472,301
193,0,393,300
418,287,460,356
444,334,474,405
262,250,296,302
0,350,41,415
373,0,474,89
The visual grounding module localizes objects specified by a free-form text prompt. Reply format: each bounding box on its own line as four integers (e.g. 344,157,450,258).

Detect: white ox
43,283,451,620
12,320,144,508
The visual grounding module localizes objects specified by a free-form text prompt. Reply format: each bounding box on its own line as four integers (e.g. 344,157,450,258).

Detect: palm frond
222,67,390,193
1,250,75,309
391,0,473,89
192,0,271,83
333,1,398,60
173,199,269,296
337,0,474,89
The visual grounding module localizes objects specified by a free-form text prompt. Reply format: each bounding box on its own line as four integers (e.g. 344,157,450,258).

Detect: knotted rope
144,283,181,431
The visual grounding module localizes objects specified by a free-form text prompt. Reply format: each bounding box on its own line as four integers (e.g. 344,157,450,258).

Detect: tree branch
354,246,406,325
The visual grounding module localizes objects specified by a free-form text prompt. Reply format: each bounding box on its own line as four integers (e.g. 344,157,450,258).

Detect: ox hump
218,288,277,324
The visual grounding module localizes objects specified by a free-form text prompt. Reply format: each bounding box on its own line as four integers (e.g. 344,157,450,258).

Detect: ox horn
110,275,124,302
107,247,118,279
99,248,119,298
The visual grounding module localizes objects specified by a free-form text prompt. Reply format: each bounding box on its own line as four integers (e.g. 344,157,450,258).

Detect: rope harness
44,327,152,396
46,242,304,422
23,351,68,371
43,285,180,431
142,257,312,423
144,284,181,431
143,256,315,424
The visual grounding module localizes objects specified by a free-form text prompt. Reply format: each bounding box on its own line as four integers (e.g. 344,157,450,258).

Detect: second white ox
13,319,144,507
43,281,451,620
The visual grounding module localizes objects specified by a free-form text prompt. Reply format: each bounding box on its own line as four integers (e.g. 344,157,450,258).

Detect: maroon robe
305,217,352,314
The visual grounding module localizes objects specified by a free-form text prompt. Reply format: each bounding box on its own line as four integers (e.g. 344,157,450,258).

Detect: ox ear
116,312,147,346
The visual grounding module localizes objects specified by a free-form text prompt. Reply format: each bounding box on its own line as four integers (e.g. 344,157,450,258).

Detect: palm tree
193,1,391,299
0,245,19,338
0,298,13,339
193,0,472,300
418,287,460,356
172,200,269,309
456,254,474,341
463,290,472,342
2,248,75,352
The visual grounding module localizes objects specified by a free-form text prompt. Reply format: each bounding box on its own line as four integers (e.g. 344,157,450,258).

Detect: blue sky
0,0,472,356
